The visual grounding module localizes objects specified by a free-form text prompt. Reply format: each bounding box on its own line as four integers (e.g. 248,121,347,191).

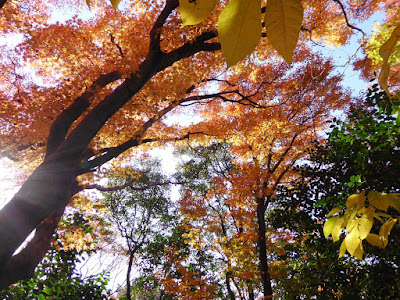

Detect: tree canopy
0,0,399,297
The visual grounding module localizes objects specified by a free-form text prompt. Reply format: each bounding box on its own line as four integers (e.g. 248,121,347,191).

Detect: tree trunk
0,156,80,290
256,197,273,299
126,251,135,300
225,271,235,300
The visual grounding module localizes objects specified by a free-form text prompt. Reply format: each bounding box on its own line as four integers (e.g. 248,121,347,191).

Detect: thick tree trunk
256,197,273,299
0,156,80,290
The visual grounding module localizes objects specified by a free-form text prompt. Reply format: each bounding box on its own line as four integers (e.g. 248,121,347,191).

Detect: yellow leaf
86,0,90,9
339,240,346,258
264,0,303,64
366,233,384,247
323,216,339,237
353,243,364,260
358,207,374,240
379,218,397,248
218,0,262,67
346,191,365,208
179,0,218,26
110,0,121,10
344,227,361,256
346,218,360,233
378,24,400,97
332,217,344,242
326,207,342,218
368,190,390,212
387,193,400,211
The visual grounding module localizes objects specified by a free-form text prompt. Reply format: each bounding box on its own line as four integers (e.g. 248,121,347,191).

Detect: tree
100,159,176,300
0,0,390,288
183,47,350,298
269,87,400,298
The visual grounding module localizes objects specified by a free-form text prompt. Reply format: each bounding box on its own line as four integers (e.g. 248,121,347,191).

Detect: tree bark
256,197,273,299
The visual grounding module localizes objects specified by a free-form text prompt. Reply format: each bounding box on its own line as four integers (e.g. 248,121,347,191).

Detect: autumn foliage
0,0,399,296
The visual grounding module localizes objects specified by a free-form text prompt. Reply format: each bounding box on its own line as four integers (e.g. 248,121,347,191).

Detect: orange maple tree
0,0,390,289
172,45,351,298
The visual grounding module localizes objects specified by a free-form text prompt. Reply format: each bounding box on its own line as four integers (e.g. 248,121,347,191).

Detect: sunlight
0,158,19,210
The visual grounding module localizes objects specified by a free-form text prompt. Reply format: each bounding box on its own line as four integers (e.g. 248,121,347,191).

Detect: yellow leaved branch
378,23,400,98
324,190,399,260
178,0,304,67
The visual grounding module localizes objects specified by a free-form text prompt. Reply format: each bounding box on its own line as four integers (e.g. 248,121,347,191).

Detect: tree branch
46,71,121,157
332,0,365,36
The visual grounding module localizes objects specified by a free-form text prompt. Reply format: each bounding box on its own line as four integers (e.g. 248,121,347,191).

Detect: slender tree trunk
126,251,135,300
225,271,235,300
249,289,255,300
256,197,273,299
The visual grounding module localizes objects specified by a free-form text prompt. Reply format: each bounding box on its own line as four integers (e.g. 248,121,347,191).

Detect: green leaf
264,0,303,64
179,0,218,26
323,216,339,237
43,287,52,295
326,207,342,218
38,294,45,300
218,0,262,67
368,190,390,211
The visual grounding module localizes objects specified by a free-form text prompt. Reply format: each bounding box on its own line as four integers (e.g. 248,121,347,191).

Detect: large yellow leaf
368,190,389,212
218,0,262,67
378,24,400,97
323,216,339,237
353,243,364,260
358,207,374,240
179,0,218,26
86,0,90,8
366,233,384,247
332,217,344,242
347,218,360,233
344,227,361,256
346,191,365,208
264,0,303,64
